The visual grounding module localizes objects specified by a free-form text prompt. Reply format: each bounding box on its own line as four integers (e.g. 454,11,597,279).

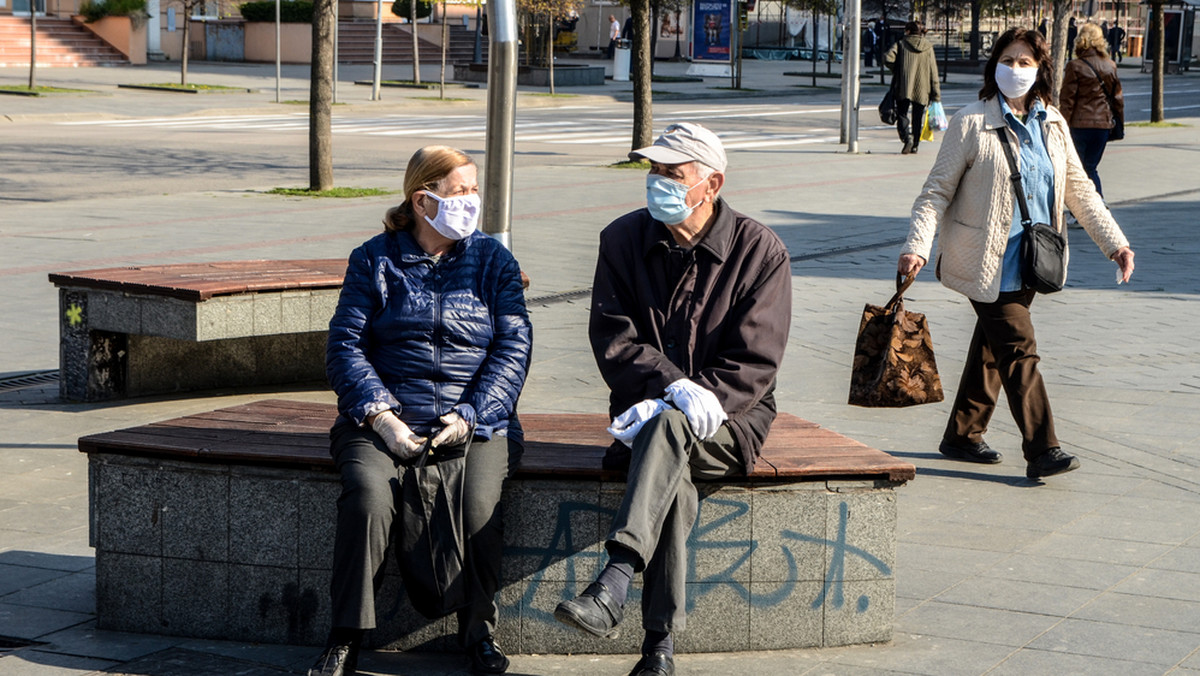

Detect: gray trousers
328,420,520,645
607,409,742,633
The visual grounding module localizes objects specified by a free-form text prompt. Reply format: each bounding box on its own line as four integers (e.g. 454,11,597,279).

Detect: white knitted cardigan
902,96,1130,303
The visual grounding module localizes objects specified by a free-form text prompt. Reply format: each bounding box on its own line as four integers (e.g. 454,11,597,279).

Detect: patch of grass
0,85,94,95
411,96,473,102
1126,121,1188,128
609,159,650,169
529,92,579,98
267,187,397,198
276,100,346,105
652,75,703,83
119,83,249,93
710,86,761,92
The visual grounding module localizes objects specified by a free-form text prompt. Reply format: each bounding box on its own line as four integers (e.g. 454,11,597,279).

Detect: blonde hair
1074,23,1108,58
384,145,476,233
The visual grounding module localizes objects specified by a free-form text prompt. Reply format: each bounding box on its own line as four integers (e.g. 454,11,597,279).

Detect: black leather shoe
307,644,357,676
1027,447,1080,479
939,439,1002,464
628,651,675,676
901,139,914,154
554,581,624,638
468,636,509,674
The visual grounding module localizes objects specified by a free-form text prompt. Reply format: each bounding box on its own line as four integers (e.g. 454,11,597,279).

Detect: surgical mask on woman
646,174,706,225
995,63,1038,100
422,192,480,240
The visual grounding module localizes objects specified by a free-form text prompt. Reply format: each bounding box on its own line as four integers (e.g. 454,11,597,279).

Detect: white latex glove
430,411,472,449
370,410,427,460
607,398,670,448
664,379,727,440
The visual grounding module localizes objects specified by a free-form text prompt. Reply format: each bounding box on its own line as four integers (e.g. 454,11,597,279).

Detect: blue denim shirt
999,98,1054,292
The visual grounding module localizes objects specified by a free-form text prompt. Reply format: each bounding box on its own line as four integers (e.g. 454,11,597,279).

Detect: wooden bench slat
48,260,346,301
78,400,914,483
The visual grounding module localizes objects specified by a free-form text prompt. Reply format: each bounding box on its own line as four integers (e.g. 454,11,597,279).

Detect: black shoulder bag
995,128,1067,294
1080,57,1124,141
878,43,904,125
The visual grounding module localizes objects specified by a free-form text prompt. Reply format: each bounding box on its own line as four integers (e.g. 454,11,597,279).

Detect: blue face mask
645,174,706,225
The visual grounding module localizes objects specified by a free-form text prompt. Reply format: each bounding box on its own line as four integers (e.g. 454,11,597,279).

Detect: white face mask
995,63,1038,100
422,192,480,240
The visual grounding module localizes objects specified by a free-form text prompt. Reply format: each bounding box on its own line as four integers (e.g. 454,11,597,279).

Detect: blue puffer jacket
326,229,532,441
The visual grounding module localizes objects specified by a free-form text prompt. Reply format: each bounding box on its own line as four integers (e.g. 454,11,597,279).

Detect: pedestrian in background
897,27,1135,481
863,21,877,68
608,14,621,58
1060,22,1124,197
1108,22,1126,62
884,21,941,154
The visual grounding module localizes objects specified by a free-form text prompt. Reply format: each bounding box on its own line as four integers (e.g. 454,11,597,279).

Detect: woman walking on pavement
1059,22,1124,197
897,27,1135,481
884,21,941,154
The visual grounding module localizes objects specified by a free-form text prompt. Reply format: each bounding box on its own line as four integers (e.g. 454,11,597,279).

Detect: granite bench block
86,291,146,336
822,579,894,647
227,564,306,645
162,558,229,639
297,478,340,570
91,457,163,557
506,577,643,655
140,296,198,340
372,571,455,652
253,294,284,336
95,551,163,634
229,474,300,568
159,468,229,562
675,582,751,653
749,486,828,583
748,580,825,650
501,482,607,584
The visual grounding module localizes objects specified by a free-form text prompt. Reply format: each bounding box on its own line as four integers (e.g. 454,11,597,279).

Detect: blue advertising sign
693,0,732,62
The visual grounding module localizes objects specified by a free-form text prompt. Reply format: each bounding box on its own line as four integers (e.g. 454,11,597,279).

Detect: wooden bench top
77,399,914,483
49,260,346,302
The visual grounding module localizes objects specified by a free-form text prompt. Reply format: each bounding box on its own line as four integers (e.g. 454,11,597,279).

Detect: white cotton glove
370,410,427,460
430,411,472,449
664,379,727,440
607,398,670,448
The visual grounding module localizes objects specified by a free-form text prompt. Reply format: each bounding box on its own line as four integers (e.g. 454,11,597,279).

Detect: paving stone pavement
2,58,1200,675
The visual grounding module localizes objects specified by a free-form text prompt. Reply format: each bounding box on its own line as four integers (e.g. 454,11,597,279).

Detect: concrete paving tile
983,553,1141,591
94,646,296,675
174,637,318,670
0,498,88,537
1019,533,1175,567
1181,650,1200,671
827,633,1015,675
1,570,94,615
897,520,1050,554
1055,511,1200,547
1110,568,1200,603
0,563,68,597
1074,591,1200,633
0,649,118,675
985,647,1171,676
932,577,1098,617
1027,617,1200,666
1150,545,1200,574
897,600,1061,648
0,602,92,640
36,623,186,662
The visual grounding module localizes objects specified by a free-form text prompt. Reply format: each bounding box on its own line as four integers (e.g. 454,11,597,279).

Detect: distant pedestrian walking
863,21,877,68
897,27,1135,482
608,14,621,59
884,21,941,154
1060,22,1124,197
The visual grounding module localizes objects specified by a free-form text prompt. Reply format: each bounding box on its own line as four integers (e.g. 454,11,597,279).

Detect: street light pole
372,0,384,99
484,0,518,250
275,0,281,102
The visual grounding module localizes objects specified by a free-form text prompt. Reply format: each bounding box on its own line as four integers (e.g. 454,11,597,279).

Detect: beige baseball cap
630,122,727,173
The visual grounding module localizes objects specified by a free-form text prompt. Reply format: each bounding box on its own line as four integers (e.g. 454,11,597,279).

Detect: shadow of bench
49,260,346,401
80,399,913,653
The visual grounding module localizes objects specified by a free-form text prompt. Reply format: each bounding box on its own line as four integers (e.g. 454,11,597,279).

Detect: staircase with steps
336,21,483,65
0,16,129,67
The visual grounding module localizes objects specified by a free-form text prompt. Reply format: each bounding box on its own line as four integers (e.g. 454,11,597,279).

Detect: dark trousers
943,290,1059,461
328,420,521,645
896,99,926,150
1071,127,1109,197
606,409,742,633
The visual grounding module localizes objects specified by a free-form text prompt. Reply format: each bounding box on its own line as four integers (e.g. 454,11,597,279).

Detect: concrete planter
73,14,146,64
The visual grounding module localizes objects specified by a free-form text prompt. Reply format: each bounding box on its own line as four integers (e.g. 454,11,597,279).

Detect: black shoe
939,439,1002,464
307,644,357,676
901,139,913,154
554,581,624,638
628,651,675,676
910,144,919,154
1026,447,1080,479
468,636,509,675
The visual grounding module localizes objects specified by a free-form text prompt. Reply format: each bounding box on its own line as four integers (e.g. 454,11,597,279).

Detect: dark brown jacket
589,199,792,472
1060,50,1124,130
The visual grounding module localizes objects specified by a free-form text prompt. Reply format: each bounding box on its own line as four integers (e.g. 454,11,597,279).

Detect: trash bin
613,39,631,82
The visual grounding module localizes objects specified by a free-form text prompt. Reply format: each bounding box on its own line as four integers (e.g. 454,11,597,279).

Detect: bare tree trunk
548,12,555,95
969,0,981,62
28,12,37,89
181,7,190,86
1149,0,1165,121
410,0,421,83
310,0,336,190
630,0,653,152
440,0,448,99
1049,0,1069,103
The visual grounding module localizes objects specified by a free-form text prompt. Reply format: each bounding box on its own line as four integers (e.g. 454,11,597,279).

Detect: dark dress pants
896,99,927,150
328,420,521,646
943,290,1059,461
606,409,742,633
1070,127,1109,197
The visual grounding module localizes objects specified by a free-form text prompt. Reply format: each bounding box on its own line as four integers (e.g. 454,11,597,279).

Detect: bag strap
885,272,916,309
994,128,1034,234
1079,57,1119,120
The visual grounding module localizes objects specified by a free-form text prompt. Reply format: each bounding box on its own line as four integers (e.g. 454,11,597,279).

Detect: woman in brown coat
1059,22,1124,197
884,21,941,155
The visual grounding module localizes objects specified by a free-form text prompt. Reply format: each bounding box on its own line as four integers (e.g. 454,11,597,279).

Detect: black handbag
397,439,470,619
878,44,903,125
1080,57,1124,141
995,128,1067,294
